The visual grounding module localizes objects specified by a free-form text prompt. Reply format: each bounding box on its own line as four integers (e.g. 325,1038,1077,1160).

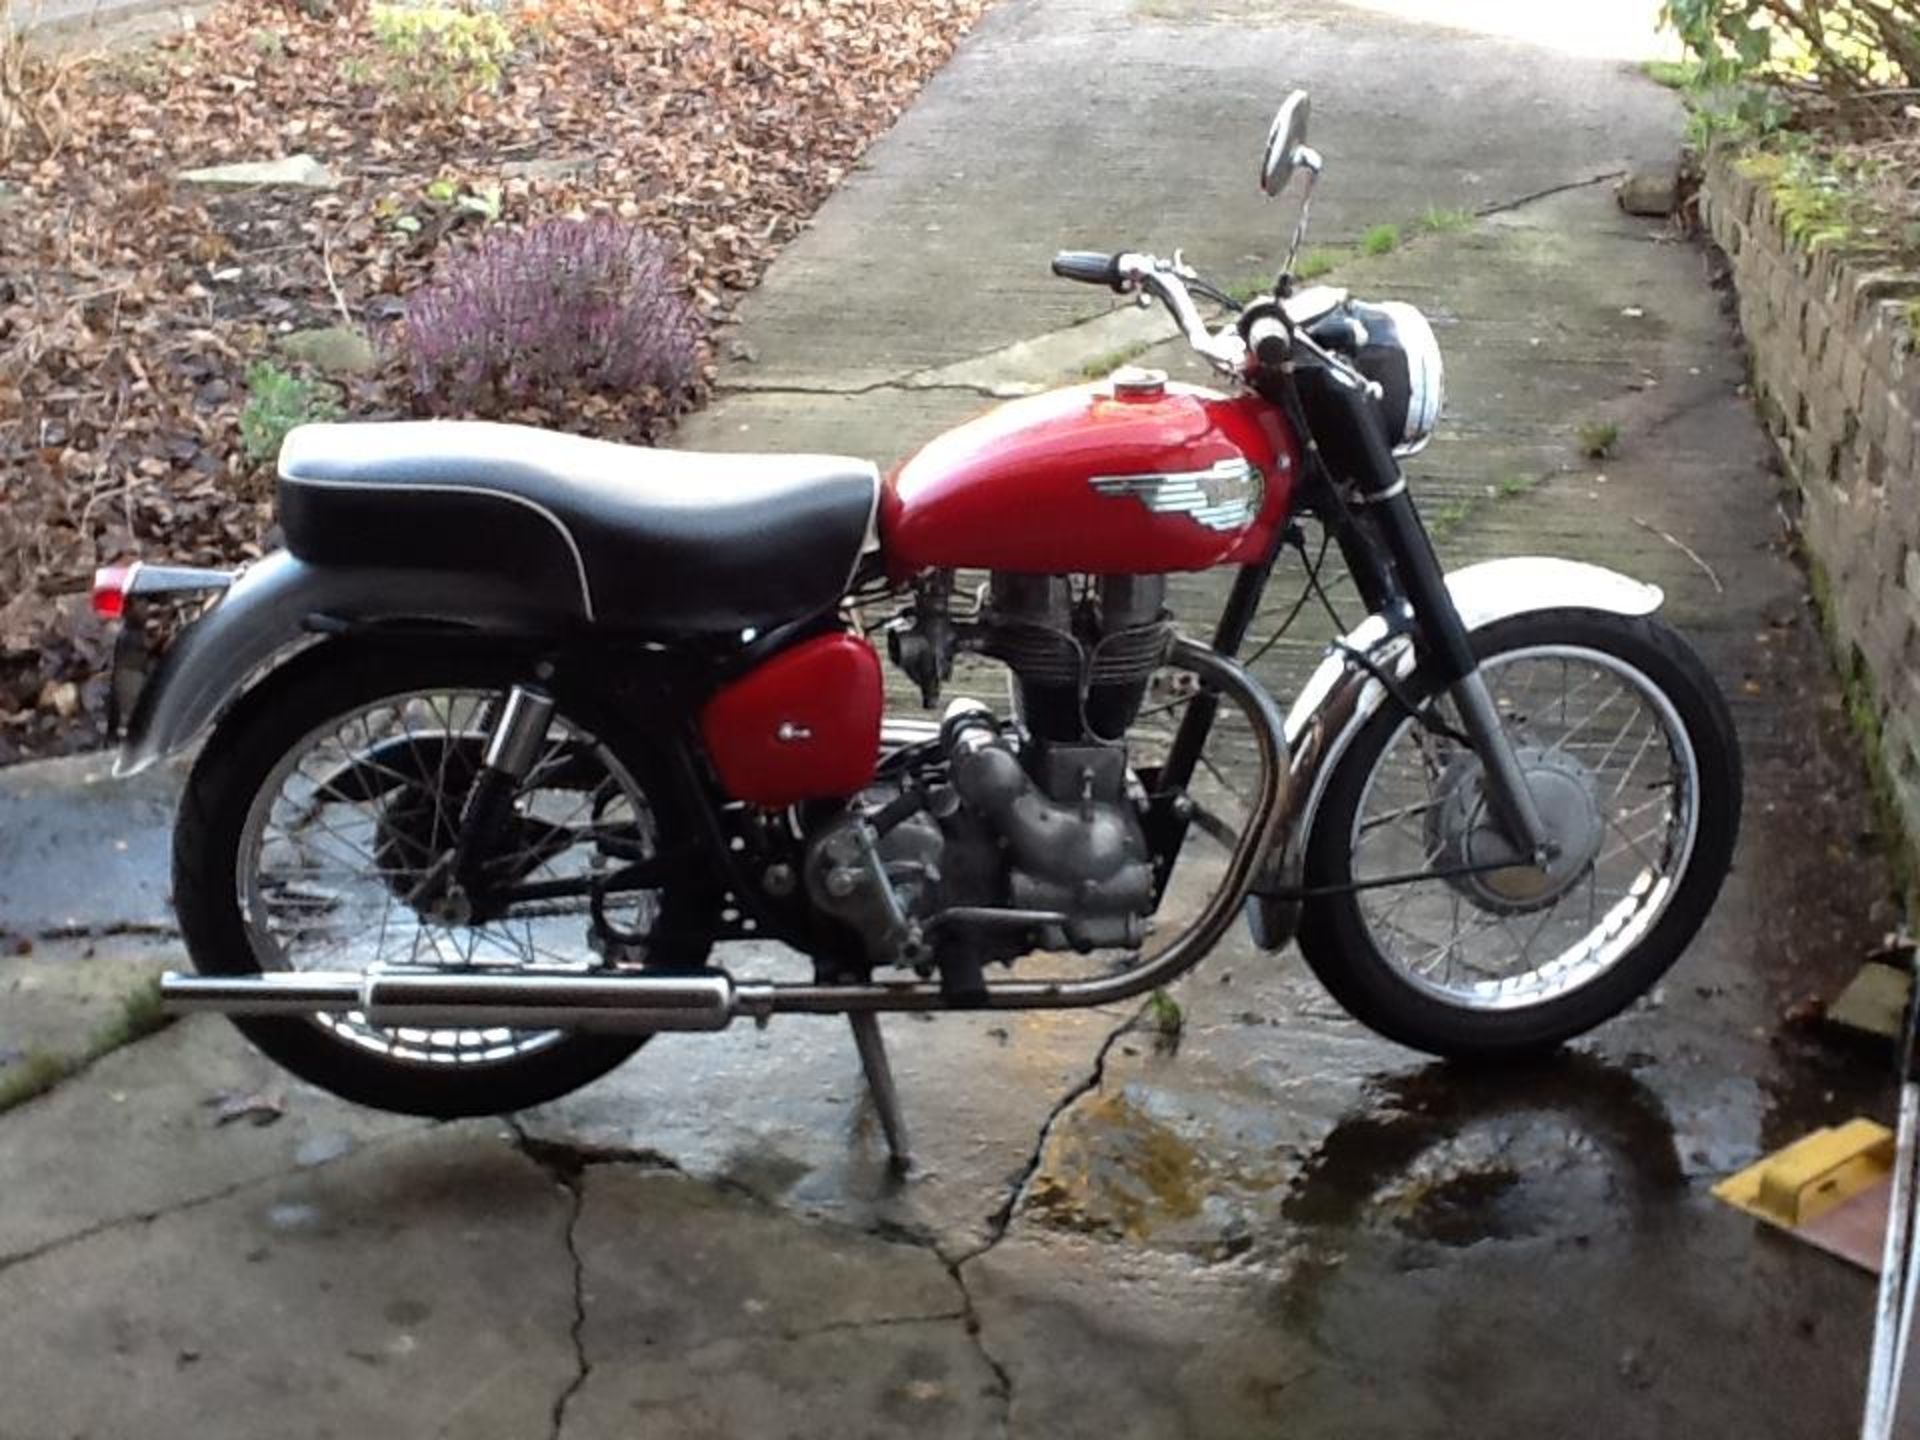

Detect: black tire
1295,609,1741,1060
173,640,716,1118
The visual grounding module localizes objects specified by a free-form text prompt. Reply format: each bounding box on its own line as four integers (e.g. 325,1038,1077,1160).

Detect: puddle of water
1284,1053,1684,1240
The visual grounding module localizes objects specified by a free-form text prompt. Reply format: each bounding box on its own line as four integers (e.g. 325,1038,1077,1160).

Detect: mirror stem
1280,164,1320,288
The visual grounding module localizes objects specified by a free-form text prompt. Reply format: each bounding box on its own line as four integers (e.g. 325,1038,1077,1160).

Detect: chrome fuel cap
1111,366,1168,399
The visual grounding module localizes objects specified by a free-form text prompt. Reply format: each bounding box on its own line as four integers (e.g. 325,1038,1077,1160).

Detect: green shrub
240,362,340,465
369,1,515,111
1660,0,1918,95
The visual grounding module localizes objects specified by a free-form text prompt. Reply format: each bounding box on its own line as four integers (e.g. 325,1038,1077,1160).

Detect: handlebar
1245,313,1290,370
1049,248,1373,390
1051,249,1246,372
1050,251,1127,290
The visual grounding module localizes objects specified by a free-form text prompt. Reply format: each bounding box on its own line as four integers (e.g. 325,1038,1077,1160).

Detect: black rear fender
115,549,580,777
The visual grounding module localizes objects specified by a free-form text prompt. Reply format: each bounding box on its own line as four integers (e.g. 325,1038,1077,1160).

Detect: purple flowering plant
402,216,703,420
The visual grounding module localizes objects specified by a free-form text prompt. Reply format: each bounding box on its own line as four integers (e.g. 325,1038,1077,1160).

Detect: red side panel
700,634,883,808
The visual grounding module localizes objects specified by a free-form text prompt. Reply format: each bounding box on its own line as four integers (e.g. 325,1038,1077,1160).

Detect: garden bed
0,0,986,762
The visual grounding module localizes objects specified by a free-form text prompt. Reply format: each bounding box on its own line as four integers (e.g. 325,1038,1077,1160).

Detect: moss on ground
0,973,174,1117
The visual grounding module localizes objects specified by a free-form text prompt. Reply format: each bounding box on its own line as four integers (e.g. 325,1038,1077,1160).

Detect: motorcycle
95,92,1740,1163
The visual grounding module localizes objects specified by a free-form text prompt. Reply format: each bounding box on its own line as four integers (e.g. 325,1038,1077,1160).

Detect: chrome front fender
116,549,575,778
1245,556,1664,950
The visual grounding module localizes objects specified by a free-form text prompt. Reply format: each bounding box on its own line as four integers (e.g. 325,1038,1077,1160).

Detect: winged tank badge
1088,458,1265,532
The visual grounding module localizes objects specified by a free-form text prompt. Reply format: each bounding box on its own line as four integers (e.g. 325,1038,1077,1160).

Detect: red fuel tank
879,378,1299,577
701,634,883,808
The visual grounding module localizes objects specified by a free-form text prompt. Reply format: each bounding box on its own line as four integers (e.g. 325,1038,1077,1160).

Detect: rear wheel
1296,609,1740,1059
174,642,717,1117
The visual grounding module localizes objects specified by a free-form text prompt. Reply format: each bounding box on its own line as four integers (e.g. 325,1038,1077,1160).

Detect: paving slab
0,1125,574,1440
0,751,183,939
518,947,1130,1255
564,1168,1000,1437
699,0,1683,394
0,1016,420,1264
0,933,178,1080
960,1235,1318,1437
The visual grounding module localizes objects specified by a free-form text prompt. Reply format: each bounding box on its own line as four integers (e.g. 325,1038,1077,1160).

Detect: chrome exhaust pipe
160,969,737,1033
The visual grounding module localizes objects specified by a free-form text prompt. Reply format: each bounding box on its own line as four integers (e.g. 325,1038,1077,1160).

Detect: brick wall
1702,152,1920,854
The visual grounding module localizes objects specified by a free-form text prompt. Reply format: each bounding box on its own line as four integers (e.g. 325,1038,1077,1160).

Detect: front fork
1360,480,1552,861
1165,367,1552,869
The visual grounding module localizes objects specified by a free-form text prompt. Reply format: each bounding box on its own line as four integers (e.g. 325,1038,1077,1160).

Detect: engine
805,572,1174,999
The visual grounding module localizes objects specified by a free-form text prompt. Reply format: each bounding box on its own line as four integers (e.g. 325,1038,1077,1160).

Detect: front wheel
1296,609,1741,1059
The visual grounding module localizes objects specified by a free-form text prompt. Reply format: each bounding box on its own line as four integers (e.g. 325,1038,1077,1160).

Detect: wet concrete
0,752,182,939
0,933,179,1081
0,1016,420,1264
565,1169,999,1436
0,0,1909,1436
517,989,1130,1254
0,1126,576,1440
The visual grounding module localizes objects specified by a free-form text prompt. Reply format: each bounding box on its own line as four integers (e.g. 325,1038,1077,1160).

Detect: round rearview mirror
1260,90,1311,197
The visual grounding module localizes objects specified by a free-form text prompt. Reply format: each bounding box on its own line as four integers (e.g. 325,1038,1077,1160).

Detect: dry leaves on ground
0,0,987,761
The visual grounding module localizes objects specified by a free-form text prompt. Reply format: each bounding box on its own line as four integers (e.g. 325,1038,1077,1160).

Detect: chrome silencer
159,969,737,1033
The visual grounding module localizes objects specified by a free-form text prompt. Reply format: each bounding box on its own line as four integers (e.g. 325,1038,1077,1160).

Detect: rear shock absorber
444,684,556,905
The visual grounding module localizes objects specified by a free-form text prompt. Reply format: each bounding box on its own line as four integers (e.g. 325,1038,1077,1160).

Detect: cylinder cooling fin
975,572,1173,742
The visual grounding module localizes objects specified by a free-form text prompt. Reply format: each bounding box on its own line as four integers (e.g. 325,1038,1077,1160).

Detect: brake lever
1114,253,1246,375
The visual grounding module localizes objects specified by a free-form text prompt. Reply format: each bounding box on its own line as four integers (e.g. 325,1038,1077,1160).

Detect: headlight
1348,300,1444,456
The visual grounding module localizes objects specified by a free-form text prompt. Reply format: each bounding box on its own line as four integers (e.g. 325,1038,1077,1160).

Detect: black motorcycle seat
277,421,878,633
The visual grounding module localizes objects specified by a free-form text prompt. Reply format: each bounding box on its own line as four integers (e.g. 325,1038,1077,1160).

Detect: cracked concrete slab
565,1322,1001,1440
561,1167,1003,1437
966,178,1901,1433
0,1016,420,1265
517,962,1130,1254
0,1125,574,1440
0,933,179,1080
1018,964,1388,1257
960,1237,1317,1437
694,0,1683,394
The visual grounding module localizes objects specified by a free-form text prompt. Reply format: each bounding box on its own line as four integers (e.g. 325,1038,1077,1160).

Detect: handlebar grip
1246,314,1291,369
1051,251,1125,291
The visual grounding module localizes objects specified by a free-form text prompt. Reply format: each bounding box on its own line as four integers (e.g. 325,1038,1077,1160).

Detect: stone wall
1702,152,1920,858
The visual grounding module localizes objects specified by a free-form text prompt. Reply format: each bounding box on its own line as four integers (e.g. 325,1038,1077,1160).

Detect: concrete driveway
0,2,1906,1436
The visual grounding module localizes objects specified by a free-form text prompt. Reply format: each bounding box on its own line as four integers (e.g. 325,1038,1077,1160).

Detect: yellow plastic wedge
1713,1119,1895,1229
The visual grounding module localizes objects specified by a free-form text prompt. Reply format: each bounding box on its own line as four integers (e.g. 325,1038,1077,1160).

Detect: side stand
848,1012,912,1174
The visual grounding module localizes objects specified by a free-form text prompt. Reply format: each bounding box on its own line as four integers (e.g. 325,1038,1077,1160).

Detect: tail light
92,563,141,620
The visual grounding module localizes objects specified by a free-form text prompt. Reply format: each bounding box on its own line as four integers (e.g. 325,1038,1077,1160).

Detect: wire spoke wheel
1349,645,1697,1009
1296,610,1739,1059
237,686,664,1068
176,642,715,1117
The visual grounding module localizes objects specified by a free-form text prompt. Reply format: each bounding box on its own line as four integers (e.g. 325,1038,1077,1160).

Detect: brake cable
1271,365,1478,756
1329,635,1475,750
